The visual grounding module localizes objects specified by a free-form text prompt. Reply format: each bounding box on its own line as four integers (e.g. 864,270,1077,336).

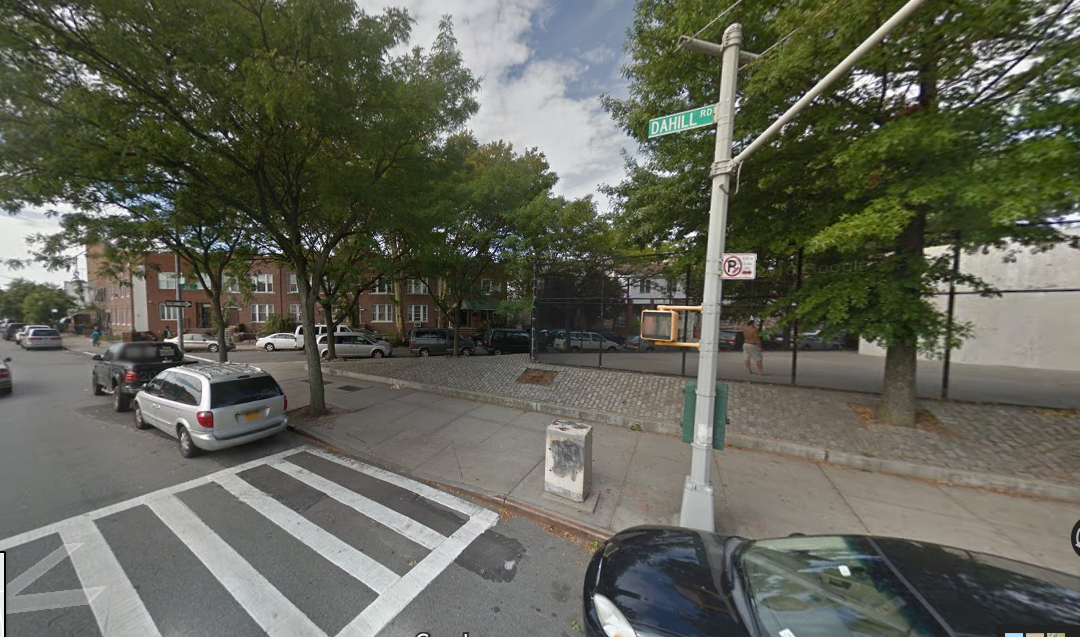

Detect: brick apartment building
86,246,507,338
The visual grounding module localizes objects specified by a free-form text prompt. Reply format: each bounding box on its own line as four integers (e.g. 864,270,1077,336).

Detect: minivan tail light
124,370,138,381
283,396,288,411
196,411,214,428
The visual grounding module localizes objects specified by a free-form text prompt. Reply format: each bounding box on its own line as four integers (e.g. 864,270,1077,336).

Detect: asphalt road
0,340,591,636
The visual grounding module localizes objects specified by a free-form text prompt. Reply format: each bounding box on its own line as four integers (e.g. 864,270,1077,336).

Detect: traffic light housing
640,310,678,342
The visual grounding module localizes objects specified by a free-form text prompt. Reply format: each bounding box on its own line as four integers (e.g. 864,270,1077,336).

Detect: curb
288,425,612,544
322,365,1080,504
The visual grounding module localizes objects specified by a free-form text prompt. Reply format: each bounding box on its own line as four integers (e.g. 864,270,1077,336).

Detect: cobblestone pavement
326,355,1080,487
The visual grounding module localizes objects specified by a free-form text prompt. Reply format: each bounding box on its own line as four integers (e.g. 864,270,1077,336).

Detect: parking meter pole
680,22,741,533
175,253,184,355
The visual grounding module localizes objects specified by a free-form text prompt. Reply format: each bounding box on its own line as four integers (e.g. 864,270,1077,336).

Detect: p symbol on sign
723,256,743,278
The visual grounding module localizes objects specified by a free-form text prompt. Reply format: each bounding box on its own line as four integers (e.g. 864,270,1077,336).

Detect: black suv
480,329,531,355
407,328,473,356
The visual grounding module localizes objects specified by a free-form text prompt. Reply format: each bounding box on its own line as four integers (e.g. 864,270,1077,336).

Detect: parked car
480,328,531,355
799,332,845,350
294,323,356,349
2,322,25,341
133,363,289,458
255,332,300,351
553,331,622,353
165,333,236,353
21,327,63,350
0,356,12,396
583,525,1080,637
407,328,473,357
601,331,628,346
91,342,192,412
14,324,49,346
718,329,743,351
625,335,683,353
317,333,393,359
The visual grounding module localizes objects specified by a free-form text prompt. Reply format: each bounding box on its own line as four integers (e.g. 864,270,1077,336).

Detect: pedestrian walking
90,327,101,348
162,325,173,340
721,318,765,376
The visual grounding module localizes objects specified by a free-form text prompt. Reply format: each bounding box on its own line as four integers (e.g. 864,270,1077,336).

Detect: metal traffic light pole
676,0,930,532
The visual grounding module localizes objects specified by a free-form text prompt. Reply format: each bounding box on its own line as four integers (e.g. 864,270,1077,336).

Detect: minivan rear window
210,376,283,408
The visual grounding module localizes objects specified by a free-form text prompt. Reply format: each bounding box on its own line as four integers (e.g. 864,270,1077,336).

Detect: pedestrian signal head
640,310,678,342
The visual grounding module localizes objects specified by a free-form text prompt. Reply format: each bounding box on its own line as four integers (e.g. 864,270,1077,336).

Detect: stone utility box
545,420,593,502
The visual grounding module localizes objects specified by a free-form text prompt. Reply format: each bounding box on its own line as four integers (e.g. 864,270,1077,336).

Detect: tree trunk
322,299,337,361
394,277,406,340
451,300,461,356
296,270,327,415
879,338,917,426
210,285,229,363
878,210,926,427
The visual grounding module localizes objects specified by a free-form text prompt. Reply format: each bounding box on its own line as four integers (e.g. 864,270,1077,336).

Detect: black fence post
941,237,960,399
598,268,604,368
791,247,803,386
531,258,538,363
682,265,691,376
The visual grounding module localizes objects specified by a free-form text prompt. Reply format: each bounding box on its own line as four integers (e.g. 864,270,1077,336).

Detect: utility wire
670,0,745,54
748,0,847,64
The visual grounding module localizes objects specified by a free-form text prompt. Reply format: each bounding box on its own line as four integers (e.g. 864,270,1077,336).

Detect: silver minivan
133,363,288,457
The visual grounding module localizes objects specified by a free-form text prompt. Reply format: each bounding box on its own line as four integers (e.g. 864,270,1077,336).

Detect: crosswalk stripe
335,510,499,637
0,447,305,552
215,473,400,595
271,459,445,551
304,447,493,519
148,495,326,637
59,521,162,637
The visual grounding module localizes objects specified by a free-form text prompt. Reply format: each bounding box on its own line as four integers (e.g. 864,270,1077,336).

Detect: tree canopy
604,0,1080,424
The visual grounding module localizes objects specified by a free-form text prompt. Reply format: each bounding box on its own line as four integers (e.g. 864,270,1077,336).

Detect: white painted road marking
149,495,326,637
215,473,400,595
59,521,161,637
271,459,446,551
1,445,498,637
337,510,499,637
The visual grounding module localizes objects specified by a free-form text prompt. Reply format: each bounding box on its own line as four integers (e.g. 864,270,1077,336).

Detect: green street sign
180,283,199,290
648,104,716,138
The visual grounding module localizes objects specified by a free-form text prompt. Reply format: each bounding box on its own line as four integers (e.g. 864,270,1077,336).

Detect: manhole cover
336,384,363,392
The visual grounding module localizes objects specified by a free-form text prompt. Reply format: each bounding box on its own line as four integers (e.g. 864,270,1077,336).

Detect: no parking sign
721,253,757,280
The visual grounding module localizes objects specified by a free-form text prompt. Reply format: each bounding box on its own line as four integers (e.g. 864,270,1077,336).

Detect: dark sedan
583,526,1080,637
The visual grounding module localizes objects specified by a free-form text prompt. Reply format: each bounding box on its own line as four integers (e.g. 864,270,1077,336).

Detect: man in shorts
736,319,764,375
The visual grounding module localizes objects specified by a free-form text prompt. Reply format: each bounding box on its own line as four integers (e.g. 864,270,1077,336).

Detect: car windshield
210,376,282,408
741,536,943,637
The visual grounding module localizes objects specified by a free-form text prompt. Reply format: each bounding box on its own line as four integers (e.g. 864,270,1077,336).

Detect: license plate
244,410,261,422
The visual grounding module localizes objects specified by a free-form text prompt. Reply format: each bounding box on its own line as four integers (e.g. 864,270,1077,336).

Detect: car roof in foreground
594,526,1080,637
175,363,267,381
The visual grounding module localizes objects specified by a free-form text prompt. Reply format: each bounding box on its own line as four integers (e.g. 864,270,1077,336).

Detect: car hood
587,526,755,637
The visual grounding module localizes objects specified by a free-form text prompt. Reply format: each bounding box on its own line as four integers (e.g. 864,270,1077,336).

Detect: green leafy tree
604,0,1079,425
20,286,74,324
0,0,478,414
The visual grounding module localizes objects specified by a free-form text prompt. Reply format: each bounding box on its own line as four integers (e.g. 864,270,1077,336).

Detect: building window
289,274,298,293
637,278,653,294
371,280,394,295
252,273,273,293
225,277,240,294
159,305,181,321
372,304,392,322
408,305,428,323
250,304,274,323
289,304,302,322
158,272,177,290
480,278,499,295
406,278,427,295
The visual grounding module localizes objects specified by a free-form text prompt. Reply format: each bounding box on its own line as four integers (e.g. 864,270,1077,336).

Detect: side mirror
91,354,103,361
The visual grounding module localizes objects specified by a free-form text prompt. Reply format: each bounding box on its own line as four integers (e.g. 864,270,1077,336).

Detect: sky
0,0,638,289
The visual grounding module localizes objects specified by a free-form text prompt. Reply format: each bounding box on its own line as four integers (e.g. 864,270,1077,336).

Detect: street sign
647,104,716,138
163,300,192,308
180,283,199,290
720,253,757,280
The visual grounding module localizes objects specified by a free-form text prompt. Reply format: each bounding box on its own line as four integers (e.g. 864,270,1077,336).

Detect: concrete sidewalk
295,377,1076,574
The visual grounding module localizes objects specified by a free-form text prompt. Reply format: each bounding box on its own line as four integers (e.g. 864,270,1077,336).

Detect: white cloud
0,213,75,287
394,0,635,207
